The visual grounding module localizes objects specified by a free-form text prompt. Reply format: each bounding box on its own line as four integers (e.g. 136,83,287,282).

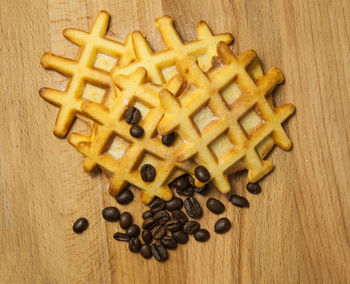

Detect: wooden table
1,0,349,283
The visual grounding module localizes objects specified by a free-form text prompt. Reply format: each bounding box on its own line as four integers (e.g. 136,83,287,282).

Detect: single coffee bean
119,212,133,229
162,132,176,146
183,221,200,234
161,236,177,249
194,229,210,242
152,224,166,240
206,198,225,214
113,232,129,242
229,195,250,208
194,166,210,182
129,237,141,253
142,210,153,219
140,244,152,259
184,197,202,219
149,197,165,214
165,220,182,232
176,186,194,197
214,217,231,234
174,175,189,191
140,164,156,182
246,182,261,194
153,210,170,225
194,184,209,195
102,207,120,222
172,230,189,244
166,197,183,211
171,210,188,225
151,242,168,262
72,218,89,234
142,217,158,230
125,106,141,124
142,230,153,243
126,224,140,238
130,125,144,138
116,188,134,204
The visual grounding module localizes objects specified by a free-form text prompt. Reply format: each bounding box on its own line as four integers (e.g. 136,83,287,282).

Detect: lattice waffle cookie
40,10,135,138
158,42,295,194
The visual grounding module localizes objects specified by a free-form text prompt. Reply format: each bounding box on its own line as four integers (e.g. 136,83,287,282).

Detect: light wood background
1,0,349,283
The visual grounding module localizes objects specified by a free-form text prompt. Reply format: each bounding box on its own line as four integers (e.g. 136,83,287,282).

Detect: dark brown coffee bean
188,174,195,187
142,217,158,230
142,230,153,243
130,125,144,138
161,236,177,249
113,232,129,242
151,242,168,262
206,198,225,214
166,197,183,211
142,210,153,219
194,229,210,242
184,196,202,219
140,164,156,182
176,186,194,197
119,212,133,229
172,230,189,244
116,188,134,204
129,237,141,253
162,132,176,146
102,207,120,222
126,224,140,238
183,221,200,234
165,220,182,232
194,184,209,195
140,244,152,259
214,217,231,234
171,210,188,224
174,175,189,191
194,166,210,182
152,224,166,240
153,210,170,225
246,182,261,194
149,197,165,214
72,218,89,233
125,106,141,124
229,195,250,208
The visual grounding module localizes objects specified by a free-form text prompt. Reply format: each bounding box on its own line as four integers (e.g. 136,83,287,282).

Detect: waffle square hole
209,132,235,160
238,106,266,138
106,135,130,161
221,80,243,106
192,105,219,133
161,65,178,81
94,53,118,72
82,83,107,104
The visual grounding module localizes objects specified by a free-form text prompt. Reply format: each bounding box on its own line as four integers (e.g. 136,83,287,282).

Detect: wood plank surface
1,0,349,283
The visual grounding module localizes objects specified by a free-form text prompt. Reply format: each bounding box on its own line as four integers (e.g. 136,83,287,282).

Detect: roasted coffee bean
161,236,177,249
102,207,120,222
142,210,153,219
119,212,133,229
116,188,134,204
149,197,165,214
174,175,189,191
171,210,188,225
125,106,141,124
142,217,158,230
214,217,231,234
140,164,156,182
130,125,144,138
129,237,141,253
194,184,209,195
126,224,140,238
194,166,210,182
172,230,189,244
246,182,261,194
72,218,89,233
188,174,195,187
140,244,152,259
206,198,225,214
166,197,183,211
184,197,202,219
151,242,168,262
229,195,250,208
154,210,170,225
161,132,176,146
194,229,210,242
165,220,182,232
113,232,129,242
176,186,194,197
152,224,166,240
183,221,200,234
142,230,153,243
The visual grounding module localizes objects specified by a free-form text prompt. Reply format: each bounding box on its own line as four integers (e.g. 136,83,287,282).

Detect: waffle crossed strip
158,42,295,193
40,10,135,137
68,68,198,204
111,16,233,84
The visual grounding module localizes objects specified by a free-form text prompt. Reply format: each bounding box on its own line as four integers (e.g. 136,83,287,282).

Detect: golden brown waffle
40,10,135,138
158,42,295,194
111,16,233,84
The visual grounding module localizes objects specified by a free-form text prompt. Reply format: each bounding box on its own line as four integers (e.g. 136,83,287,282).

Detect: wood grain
1,0,349,283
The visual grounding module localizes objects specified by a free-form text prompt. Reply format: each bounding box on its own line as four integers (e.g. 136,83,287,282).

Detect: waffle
40,10,135,138
158,42,295,193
